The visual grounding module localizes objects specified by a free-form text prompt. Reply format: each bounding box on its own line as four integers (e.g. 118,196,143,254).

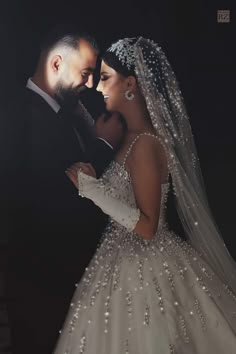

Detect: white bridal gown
54,134,236,354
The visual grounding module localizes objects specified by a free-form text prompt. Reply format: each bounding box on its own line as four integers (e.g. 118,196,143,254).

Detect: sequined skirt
54,220,236,354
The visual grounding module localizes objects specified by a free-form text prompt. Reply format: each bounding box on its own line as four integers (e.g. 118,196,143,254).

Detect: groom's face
54,39,97,106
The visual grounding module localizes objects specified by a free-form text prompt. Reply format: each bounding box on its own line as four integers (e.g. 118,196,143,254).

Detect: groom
3,27,124,353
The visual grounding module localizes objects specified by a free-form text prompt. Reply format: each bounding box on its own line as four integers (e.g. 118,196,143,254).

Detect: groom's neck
31,70,54,99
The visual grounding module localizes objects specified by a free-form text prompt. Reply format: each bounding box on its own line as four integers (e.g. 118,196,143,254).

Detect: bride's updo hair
102,38,137,78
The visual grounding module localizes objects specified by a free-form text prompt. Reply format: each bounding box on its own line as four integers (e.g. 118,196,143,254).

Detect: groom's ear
50,55,63,74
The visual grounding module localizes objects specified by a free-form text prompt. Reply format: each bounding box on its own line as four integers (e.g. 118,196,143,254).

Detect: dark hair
40,25,99,54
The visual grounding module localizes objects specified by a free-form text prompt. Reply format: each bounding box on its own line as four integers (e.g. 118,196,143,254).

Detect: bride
54,37,236,353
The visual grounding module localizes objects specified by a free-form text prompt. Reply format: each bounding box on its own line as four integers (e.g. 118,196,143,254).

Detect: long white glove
78,171,140,232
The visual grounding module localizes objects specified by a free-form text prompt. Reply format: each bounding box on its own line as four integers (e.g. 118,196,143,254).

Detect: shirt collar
26,78,60,113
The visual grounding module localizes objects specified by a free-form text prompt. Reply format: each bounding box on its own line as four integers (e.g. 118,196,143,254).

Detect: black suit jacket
0,87,113,353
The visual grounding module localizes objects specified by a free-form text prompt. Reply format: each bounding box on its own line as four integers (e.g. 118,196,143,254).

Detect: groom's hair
40,25,99,55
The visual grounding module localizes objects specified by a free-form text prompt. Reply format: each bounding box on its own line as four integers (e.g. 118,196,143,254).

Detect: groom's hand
66,162,97,189
95,112,125,150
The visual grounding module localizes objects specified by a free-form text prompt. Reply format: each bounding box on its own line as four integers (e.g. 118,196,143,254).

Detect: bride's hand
65,162,97,189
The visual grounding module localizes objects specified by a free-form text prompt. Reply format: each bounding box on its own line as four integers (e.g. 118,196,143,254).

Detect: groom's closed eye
81,71,90,78
81,66,95,76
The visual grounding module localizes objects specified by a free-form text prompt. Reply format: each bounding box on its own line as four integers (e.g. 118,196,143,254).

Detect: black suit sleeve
0,94,27,241
85,138,114,178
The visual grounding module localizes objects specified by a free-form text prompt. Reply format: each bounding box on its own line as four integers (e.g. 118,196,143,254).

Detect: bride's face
96,61,127,112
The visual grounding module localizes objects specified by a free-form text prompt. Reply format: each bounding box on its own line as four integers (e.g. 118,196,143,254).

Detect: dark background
1,0,235,257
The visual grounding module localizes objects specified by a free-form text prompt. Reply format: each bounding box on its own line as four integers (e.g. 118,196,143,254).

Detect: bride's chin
105,102,112,111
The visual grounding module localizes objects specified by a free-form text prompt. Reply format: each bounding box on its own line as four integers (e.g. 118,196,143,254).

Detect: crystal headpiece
107,37,137,70
107,37,162,72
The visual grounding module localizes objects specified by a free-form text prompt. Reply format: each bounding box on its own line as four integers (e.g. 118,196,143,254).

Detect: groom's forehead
71,40,97,69
78,39,97,58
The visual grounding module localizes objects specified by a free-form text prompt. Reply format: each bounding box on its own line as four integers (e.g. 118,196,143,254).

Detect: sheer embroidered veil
105,37,236,293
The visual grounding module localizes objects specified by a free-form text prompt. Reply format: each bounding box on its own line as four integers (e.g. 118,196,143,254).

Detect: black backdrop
1,0,235,257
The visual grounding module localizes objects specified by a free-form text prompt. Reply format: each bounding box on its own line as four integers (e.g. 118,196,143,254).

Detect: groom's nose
85,75,94,88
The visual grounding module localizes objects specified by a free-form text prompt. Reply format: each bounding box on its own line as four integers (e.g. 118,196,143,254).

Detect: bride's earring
124,90,135,101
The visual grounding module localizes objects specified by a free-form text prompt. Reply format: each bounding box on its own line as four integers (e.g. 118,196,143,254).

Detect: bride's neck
124,101,154,135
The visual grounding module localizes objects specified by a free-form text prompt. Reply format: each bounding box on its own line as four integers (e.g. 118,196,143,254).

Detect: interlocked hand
65,162,96,189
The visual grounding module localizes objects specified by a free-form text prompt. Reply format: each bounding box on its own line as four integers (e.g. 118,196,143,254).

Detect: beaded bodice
101,150,169,232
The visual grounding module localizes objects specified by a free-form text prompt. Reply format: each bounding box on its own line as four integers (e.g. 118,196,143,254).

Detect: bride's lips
103,95,110,100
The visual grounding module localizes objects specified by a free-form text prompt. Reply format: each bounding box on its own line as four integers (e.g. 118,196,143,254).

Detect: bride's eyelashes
100,75,109,81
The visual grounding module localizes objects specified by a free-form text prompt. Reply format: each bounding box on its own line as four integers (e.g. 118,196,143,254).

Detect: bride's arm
76,170,141,234
126,137,163,239
66,138,163,240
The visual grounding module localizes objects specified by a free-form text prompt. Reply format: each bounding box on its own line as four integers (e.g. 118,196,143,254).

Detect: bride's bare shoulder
127,134,168,183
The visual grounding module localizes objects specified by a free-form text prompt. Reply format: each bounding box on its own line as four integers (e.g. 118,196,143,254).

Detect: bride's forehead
100,61,114,72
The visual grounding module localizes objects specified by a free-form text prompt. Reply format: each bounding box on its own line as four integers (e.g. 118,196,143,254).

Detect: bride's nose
96,81,102,92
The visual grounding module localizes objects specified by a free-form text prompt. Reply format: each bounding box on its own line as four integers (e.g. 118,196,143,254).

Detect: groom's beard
54,84,86,111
